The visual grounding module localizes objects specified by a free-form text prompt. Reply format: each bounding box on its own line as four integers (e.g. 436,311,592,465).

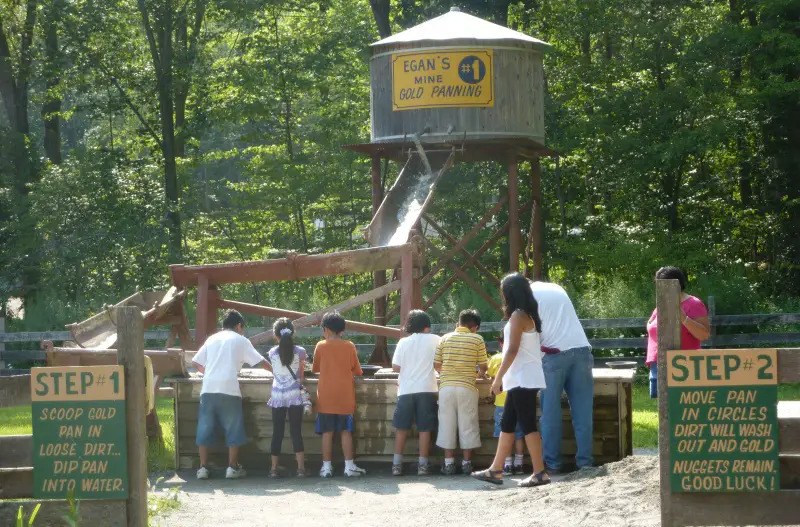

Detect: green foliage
16,503,41,527
0,0,798,332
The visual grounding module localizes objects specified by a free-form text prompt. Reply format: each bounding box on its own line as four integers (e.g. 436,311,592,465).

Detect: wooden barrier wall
169,369,634,470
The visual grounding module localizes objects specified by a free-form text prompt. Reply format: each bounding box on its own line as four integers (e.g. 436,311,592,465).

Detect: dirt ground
155,454,660,527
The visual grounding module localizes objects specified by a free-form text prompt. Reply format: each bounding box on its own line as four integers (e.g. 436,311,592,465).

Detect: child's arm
351,343,363,376
192,344,208,374
311,343,321,373
476,341,488,378
433,337,444,372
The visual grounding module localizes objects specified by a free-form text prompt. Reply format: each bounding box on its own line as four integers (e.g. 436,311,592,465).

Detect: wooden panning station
346,6,553,361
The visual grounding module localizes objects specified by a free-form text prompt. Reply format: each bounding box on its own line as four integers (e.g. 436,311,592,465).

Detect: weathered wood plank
0,499,126,527
0,434,32,467
778,348,800,383
778,401,800,454
0,467,33,498
0,374,30,408
668,490,800,527
169,243,421,286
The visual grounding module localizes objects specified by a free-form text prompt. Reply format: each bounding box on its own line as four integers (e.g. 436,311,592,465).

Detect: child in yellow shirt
487,349,526,475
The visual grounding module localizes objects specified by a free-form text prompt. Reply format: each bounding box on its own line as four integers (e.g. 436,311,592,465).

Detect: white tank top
501,317,546,391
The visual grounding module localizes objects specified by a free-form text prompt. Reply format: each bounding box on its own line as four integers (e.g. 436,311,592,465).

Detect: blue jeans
649,363,658,398
541,346,594,470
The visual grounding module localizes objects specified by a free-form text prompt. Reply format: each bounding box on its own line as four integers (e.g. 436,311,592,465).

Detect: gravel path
155,456,660,527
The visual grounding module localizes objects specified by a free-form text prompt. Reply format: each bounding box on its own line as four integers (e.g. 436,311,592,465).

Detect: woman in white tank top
472,273,550,488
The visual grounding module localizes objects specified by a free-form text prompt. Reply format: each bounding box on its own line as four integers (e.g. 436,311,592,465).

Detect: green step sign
31,365,128,499
667,348,780,493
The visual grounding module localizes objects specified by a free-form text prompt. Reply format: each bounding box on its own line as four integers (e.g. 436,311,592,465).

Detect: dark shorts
196,393,247,447
501,387,539,436
315,413,355,434
393,392,437,432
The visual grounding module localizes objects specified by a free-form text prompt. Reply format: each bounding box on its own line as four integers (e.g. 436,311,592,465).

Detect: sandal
470,468,504,485
517,470,550,488
269,469,280,478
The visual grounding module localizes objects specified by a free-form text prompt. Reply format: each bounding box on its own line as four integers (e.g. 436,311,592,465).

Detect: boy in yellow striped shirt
487,347,526,475
434,309,488,475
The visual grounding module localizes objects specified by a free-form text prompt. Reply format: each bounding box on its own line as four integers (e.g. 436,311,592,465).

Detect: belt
542,346,560,355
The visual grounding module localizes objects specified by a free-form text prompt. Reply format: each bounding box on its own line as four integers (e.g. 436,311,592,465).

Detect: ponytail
272,318,296,368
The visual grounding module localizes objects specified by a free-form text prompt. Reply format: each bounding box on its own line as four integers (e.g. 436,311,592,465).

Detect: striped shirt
434,327,488,391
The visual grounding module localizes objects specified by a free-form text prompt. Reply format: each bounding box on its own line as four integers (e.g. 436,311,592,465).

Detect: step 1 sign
31,365,128,499
392,49,494,110
667,348,780,493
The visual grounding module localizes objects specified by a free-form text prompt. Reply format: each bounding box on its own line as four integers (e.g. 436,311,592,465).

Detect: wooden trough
167,368,634,470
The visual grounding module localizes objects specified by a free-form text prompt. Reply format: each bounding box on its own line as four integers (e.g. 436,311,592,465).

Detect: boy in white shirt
192,310,267,480
391,310,441,476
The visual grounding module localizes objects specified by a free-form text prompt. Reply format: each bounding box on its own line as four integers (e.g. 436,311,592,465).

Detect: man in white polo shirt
191,309,267,480
531,281,593,473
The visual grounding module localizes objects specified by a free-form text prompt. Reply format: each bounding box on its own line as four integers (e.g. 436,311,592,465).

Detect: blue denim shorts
649,364,658,399
393,392,437,432
493,406,524,439
196,393,247,447
315,413,354,434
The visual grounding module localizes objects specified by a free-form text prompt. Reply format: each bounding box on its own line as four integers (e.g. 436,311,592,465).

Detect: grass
0,397,176,473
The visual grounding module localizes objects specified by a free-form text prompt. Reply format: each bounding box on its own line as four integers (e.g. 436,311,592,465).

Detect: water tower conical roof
372,7,549,47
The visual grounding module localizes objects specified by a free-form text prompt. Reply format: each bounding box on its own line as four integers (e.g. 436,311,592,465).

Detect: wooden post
508,155,520,273
370,156,389,364
400,246,414,328
656,279,681,527
530,157,544,280
116,306,147,527
707,295,716,347
206,286,219,338
0,309,5,370
196,273,210,347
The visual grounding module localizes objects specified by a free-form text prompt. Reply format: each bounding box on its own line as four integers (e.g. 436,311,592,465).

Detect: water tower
346,7,552,349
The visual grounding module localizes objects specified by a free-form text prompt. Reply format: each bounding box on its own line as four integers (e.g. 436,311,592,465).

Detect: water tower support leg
508,155,520,273
370,156,389,365
530,156,544,280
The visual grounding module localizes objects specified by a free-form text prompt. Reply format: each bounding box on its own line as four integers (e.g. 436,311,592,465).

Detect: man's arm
192,362,205,374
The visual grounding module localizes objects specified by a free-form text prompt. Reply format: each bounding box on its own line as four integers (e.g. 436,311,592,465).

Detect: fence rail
2,309,799,362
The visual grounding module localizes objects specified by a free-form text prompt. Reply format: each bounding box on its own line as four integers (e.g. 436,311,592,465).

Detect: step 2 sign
392,49,494,110
667,348,780,493
31,365,128,499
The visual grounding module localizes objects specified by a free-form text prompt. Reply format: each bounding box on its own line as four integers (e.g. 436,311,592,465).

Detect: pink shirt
646,295,708,366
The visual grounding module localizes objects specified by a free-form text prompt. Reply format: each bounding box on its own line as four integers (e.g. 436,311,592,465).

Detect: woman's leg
271,407,288,470
523,432,546,474
490,432,516,471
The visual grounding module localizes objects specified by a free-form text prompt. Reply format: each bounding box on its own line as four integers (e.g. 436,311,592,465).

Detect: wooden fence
1,299,799,364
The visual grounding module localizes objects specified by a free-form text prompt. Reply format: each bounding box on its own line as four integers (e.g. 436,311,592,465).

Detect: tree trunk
42,6,62,165
369,0,391,39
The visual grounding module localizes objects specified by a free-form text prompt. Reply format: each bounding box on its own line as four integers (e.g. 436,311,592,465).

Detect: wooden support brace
420,195,509,287
248,280,402,344
421,236,503,315
217,300,406,341
421,213,500,287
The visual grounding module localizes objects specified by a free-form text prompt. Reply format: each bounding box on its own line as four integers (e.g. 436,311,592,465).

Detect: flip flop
471,468,504,485
517,470,551,488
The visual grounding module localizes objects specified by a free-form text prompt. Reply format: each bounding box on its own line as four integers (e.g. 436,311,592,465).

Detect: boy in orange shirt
312,311,365,478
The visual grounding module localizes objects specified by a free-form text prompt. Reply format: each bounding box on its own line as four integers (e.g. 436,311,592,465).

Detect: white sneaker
344,464,366,477
320,465,333,478
225,465,246,479
196,466,209,480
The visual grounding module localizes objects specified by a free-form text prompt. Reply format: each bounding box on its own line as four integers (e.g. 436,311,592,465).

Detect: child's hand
491,378,503,396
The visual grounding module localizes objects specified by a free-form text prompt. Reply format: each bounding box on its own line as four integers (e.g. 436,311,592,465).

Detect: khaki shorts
436,385,481,450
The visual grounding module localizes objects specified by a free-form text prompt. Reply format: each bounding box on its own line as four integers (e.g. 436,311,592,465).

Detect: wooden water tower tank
369,6,549,146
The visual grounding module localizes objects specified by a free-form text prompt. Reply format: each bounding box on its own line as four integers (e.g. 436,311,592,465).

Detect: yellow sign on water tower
391,49,493,110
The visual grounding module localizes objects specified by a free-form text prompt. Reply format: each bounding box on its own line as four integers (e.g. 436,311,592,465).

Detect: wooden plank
400,246,414,328
219,300,406,340
116,306,148,527
657,278,682,527
0,499,127,526
169,243,421,287
249,280,403,345
780,455,800,488
0,374,30,408
47,348,187,377
778,401,800,454
0,467,32,499
779,348,800,383
714,333,800,346
0,435,32,467
668,490,800,526
508,154,520,272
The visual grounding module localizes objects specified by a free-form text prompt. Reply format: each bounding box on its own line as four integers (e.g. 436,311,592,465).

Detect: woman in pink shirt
646,266,711,398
